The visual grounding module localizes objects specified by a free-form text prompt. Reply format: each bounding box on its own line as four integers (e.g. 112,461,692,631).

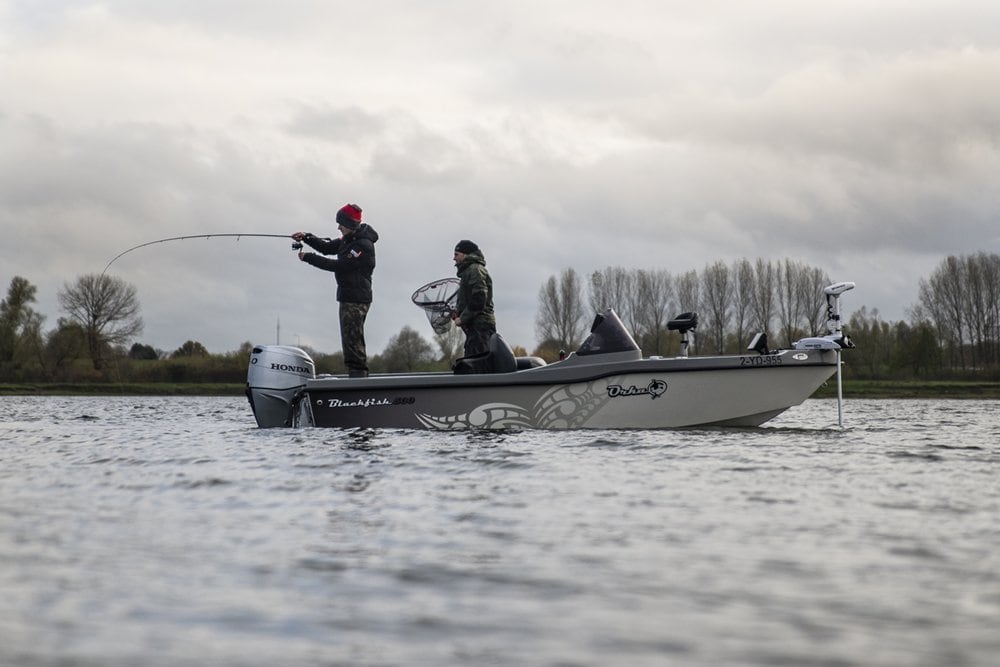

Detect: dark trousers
462,320,496,357
340,301,370,373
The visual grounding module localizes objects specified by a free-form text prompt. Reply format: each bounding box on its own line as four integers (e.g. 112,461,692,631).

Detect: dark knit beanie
454,239,479,254
336,203,362,230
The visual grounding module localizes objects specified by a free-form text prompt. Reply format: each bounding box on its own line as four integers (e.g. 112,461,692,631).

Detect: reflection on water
1,396,998,666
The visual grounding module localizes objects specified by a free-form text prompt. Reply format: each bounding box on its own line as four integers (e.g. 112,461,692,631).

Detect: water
1,396,998,666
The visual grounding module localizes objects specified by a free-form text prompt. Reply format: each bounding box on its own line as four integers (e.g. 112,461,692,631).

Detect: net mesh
411,278,461,335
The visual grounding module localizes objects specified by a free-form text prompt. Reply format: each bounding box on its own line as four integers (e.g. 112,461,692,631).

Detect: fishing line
101,233,294,276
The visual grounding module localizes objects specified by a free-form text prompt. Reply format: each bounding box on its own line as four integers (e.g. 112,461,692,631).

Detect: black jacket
301,224,379,303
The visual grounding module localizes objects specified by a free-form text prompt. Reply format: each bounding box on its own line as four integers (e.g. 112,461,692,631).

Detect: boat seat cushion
515,356,546,369
488,333,517,373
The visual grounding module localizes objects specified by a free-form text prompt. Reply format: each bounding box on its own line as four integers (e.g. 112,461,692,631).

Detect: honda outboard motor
246,345,315,427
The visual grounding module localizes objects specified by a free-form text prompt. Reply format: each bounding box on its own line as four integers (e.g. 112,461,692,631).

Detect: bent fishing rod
101,233,301,276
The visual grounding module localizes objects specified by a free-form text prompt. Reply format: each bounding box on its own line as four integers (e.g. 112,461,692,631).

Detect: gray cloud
3,1,1000,354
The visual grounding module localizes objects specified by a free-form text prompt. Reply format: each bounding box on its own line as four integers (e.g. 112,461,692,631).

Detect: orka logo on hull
607,379,667,400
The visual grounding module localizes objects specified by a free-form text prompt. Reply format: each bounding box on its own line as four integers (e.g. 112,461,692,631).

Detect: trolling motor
792,282,856,350
792,281,856,428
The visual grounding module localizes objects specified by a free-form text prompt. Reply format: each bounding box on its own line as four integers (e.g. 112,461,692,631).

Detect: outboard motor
246,345,315,427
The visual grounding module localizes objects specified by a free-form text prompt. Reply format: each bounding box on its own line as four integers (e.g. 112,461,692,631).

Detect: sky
3,1,1000,355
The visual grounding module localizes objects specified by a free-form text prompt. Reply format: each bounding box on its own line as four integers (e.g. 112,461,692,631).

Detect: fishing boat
246,281,856,430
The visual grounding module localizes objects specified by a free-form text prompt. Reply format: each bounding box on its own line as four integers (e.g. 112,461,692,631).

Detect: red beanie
336,203,362,229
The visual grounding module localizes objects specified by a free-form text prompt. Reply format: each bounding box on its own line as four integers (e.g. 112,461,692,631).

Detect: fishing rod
102,233,297,276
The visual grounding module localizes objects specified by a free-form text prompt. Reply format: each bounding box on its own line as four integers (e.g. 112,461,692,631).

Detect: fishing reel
291,241,303,251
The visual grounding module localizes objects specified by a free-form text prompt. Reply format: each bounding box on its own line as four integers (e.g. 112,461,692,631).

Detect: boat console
577,309,642,356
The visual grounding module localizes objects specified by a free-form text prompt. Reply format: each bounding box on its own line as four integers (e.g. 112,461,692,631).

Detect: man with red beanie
292,203,378,378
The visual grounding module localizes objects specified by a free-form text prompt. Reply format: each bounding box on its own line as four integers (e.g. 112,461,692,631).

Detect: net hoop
411,278,461,334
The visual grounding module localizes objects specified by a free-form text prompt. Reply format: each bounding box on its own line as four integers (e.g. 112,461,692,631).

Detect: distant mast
276,316,280,345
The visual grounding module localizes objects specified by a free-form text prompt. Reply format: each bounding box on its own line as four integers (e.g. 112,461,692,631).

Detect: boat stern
246,345,315,427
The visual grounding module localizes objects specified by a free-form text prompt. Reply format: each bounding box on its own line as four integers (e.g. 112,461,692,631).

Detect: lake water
1,396,998,666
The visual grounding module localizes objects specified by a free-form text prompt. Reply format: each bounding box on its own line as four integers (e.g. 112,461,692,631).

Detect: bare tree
58,274,143,370
589,266,633,324
980,253,1000,365
635,269,673,354
700,261,732,353
535,268,587,349
802,266,832,336
918,255,967,369
732,258,755,348
750,258,776,335
624,270,647,344
775,259,812,347
962,252,1000,366
674,269,700,313
919,253,1000,370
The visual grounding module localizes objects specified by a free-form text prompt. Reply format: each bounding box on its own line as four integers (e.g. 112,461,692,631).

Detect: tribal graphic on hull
414,377,667,429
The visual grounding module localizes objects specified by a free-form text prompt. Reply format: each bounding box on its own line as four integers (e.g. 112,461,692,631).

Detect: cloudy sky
3,1,1000,355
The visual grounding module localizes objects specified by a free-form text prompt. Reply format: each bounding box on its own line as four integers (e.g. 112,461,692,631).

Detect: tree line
534,253,1000,381
0,273,489,383
534,258,832,358
3,252,1000,384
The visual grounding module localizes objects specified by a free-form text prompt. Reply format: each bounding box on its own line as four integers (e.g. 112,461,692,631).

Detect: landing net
411,278,460,334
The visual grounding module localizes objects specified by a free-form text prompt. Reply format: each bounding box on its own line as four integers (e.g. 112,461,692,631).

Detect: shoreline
0,383,245,396
2,380,1000,399
811,380,1000,399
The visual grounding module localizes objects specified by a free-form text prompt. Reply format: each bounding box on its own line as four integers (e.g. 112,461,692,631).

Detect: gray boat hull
247,305,853,430
248,347,838,430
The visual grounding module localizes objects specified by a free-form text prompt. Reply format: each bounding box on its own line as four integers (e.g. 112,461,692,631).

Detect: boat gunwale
302,349,840,392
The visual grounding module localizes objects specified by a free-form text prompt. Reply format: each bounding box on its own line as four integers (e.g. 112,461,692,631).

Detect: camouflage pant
462,319,497,358
339,301,370,373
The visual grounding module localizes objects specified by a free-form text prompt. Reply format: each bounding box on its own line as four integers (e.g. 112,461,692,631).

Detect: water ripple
0,396,998,666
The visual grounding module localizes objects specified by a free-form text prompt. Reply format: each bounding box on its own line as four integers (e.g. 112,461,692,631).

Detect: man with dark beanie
292,203,378,378
452,239,496,357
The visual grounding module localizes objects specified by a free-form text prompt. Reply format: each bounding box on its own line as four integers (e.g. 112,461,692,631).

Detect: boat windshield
577,309,641,356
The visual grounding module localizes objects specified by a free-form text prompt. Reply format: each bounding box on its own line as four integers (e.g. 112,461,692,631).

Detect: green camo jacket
455,251,495,328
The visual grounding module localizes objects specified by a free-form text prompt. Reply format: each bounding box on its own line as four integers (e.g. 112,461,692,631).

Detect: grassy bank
0,383,245,396
2,380,1000,399
812,380,1000,399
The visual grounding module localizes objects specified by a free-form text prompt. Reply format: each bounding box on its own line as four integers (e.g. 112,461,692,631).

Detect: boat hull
293,350,838,430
